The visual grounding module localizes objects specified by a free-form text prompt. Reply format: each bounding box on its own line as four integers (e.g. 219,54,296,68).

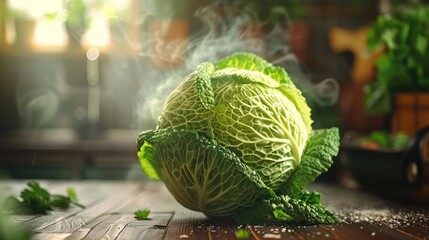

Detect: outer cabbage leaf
230,128,340,225
231,191,339,225
215,52,291,85
137,142,160,180
281,128,340,198
137,127,274,217
137,127,340,225
195,62,215,110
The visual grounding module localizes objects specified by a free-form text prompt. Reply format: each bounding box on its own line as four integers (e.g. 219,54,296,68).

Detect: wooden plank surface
1,180,429,240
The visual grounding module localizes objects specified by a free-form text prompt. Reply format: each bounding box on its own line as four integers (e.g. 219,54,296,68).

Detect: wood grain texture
4,180,429,240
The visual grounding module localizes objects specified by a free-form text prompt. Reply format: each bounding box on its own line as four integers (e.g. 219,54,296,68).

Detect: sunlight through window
7,0,133,50
9,0,62,19
82,13,110,48
34,19,67,48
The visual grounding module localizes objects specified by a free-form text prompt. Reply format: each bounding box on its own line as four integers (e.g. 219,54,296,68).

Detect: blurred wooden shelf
0,129,139,179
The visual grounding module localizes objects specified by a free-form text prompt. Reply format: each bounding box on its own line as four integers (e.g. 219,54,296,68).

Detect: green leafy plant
365,6,429,114
235,229,250,239
136,52,340,225
63,0,90,44
354,131,409,150
64,0,88,26
134,209,151,220
2,181,84,214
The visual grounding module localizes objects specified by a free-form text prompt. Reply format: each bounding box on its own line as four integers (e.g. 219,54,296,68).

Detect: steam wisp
136,2,339,130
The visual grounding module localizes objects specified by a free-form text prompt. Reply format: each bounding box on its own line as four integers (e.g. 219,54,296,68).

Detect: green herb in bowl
354,131,409,150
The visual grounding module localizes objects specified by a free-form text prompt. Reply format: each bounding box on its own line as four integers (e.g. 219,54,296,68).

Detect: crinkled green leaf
137,141,160,180
232,192,338,225
215,52,291,85
209,80,308,191
211,68,280,88
214,53,312,133
157,53,312,191
137,127,273,217
278,84,313,133
157,72,214,138
196,62,215,110
277,194,339,224
281,128,340,198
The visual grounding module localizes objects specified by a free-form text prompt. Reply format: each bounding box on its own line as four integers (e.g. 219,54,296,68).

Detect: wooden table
1,180,429,240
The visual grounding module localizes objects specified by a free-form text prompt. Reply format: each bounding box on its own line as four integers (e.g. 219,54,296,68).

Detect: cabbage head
137,52,340,224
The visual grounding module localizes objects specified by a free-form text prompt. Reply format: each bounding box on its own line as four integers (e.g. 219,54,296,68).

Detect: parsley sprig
134,209,151,220
235,229,250,239
2,181,85,214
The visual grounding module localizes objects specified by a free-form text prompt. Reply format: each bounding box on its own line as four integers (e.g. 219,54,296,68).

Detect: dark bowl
340,127,429,194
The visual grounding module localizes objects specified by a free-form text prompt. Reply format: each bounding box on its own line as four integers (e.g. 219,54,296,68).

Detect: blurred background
0,0,428,185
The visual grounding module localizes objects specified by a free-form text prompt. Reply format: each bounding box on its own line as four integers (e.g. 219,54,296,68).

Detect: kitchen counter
1,180,429,240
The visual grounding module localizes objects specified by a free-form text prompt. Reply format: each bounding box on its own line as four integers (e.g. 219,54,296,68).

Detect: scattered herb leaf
235,229,250,239
134,209,151,220
67,187,85,209
2,181,85,214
